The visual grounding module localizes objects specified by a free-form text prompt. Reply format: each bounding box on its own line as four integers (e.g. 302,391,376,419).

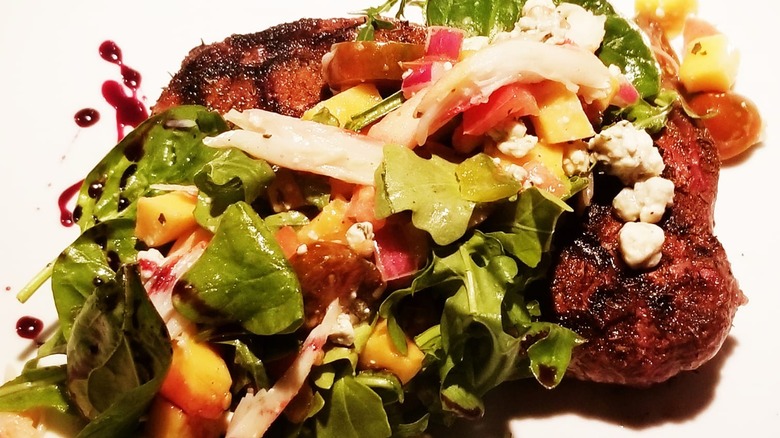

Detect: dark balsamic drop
16,316,44,340
58,180,84,227
74,108,100,127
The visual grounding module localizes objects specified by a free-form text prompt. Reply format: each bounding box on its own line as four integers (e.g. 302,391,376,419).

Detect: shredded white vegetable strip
204,109,386,186
138,242,207,339
226,299,343,438
409,38,612,146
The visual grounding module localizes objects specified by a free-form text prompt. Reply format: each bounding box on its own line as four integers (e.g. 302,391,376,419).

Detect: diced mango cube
358,319,424,384
302,83,383,127
679,34,739,93
635,0,698,37
296,198,352,244
159,335,232,420
135,191,198,247
529,81,595,144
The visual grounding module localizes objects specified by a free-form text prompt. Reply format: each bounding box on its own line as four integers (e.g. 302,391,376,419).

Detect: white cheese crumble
494,0,606,53
346,222,375,257
613,176,675,223
492,157,529,184
588,120,665,184
488,120,539,159
562,140,592,176
618,222,665,270
328,313,355,346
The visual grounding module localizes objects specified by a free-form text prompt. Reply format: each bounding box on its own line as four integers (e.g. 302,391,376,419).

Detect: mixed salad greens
0,0,694,436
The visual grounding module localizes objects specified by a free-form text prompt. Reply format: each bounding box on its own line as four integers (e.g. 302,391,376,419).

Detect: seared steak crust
153,17,425,117
547,107,746,386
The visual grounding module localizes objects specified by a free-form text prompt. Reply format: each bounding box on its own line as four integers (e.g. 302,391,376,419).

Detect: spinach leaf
75,105,227,230
193,148,275,231
426,0,520,37
173,202,304,335
315,376,392,438
0,365,72,414
66,265,171,437
51,219,138,339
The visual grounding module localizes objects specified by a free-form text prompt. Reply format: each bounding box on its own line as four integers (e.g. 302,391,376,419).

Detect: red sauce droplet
16,316,44,340
98,40,148,141
4,286,11,292
58,180,84,227
75,108,101,127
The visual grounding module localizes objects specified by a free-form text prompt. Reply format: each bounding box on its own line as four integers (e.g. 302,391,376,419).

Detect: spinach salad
0,0,676,436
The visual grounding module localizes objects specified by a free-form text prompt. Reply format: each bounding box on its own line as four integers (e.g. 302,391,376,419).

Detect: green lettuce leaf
74,105,228,231
66,265,172,437
193,148,275,231
426,0,520,37
51,219,138,339
173,201,304,335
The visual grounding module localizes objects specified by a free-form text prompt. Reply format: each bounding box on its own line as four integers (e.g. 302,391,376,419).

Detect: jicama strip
204,109,386,185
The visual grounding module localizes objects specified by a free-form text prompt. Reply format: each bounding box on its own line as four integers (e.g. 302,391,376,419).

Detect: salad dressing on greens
0,0,762,437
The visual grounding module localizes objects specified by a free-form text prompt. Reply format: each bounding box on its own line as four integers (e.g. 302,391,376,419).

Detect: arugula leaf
605,89,679,133
66,265,171,437
484,187,572,268
75,105,227,231
51,219,138,339
426,0,520,37
174,201,304,335
375,144,476,245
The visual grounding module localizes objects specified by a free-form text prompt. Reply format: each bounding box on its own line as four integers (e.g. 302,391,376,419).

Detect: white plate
1,1,777,436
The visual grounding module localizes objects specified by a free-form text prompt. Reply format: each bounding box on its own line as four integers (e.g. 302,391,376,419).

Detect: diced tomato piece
345,185,385,229
522,160,568,199
275,225,301,259
462,83,539,136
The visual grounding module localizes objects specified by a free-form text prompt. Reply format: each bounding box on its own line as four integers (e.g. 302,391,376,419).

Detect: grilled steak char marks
153,17,425,117
154,16,745,387
546,19,745,387
548,107,746,386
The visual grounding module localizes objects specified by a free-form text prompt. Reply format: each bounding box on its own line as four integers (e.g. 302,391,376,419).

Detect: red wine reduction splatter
99,40,148,141
63,41,149,228
16,316,44,340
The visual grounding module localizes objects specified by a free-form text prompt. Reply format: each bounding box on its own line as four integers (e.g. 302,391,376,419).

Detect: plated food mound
0,0,763,437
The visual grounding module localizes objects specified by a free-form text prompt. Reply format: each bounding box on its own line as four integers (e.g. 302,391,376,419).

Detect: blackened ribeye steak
547,107,746,386
154,17,745,387
153,17,425,117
